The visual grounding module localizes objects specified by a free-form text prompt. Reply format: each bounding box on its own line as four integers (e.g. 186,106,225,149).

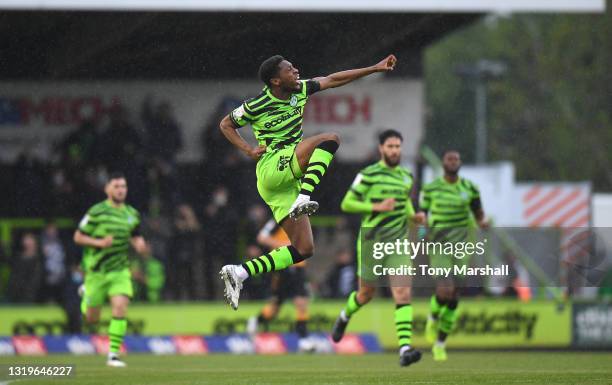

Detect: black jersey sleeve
305,80,321,96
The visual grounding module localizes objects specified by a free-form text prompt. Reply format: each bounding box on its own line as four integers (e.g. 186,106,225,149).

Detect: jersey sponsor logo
264,107,302,129
254,333,287,354
173,336,208,355
12,336,47,355
381,189,405,195
277,155,291,171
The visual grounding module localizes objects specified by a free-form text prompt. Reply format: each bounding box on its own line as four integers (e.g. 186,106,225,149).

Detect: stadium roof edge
0,0,606,13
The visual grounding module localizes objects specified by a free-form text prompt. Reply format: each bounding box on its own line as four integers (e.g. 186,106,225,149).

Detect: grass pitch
1,352,611,385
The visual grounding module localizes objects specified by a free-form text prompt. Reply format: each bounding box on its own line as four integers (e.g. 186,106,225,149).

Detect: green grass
1,352,611,385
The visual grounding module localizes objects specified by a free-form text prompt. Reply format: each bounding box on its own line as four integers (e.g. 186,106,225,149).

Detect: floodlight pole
475,80,487,164
454,60,506,164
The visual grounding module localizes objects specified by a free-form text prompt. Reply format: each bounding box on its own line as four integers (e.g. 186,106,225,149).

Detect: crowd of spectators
0,96,360,308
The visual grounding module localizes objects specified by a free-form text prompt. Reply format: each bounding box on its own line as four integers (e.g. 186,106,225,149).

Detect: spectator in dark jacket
8,233,43,303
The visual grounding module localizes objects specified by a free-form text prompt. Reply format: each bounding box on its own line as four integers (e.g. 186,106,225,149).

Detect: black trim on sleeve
306,80,321,96
131,224,141,237
470,197,482,213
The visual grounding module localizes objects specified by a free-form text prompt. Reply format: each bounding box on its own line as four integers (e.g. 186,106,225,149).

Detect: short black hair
258,55,285,87
378,129,403,145
442,149,460,158
107,171,126,183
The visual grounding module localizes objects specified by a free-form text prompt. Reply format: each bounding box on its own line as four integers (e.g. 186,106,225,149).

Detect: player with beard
74,172,146,367
330,129,424,367
419,150,487,361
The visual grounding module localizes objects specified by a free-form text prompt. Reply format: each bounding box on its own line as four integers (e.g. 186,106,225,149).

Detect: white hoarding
0,0,604,12
0,78,423,163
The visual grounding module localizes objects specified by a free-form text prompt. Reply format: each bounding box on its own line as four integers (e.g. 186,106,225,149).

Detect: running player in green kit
419,150,487,361
219,54,397,310
330,130,425,367
74,172,146,367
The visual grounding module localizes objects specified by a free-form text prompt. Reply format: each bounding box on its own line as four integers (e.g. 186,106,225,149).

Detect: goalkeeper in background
74,172,147,367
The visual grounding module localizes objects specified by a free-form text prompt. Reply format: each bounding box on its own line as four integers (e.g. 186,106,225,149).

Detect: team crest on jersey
460,191,469,201
277,155,291,171
127,216,134,224
290,95,298,107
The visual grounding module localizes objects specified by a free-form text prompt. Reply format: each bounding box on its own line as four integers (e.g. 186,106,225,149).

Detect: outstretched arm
314,54,397,91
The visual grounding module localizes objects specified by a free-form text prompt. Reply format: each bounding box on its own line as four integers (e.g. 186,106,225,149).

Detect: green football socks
108,317,127,354
299,141,338,196
395,304,413,348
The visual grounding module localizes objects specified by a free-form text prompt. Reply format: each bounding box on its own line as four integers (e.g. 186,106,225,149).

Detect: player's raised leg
221,216,314,310
289,133,340,219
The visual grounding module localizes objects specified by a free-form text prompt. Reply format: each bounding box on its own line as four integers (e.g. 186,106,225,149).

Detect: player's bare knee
392,287,412,304
111,302,129,318
289,243,313,262
112,305,128,318
112,310,124,318
296,244,314,259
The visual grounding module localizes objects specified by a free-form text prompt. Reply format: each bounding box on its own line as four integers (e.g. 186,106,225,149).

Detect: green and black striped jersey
343,161,416,239
420,176,481,229
78,200,141,273
230,80,320,151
